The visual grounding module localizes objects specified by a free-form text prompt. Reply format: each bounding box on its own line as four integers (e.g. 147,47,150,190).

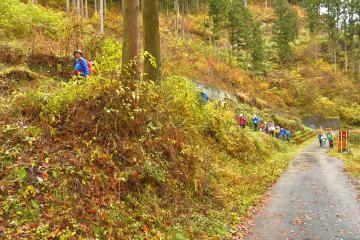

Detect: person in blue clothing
274,126,281,138
285,130,291,141
252,115,261,131
73,50,90,77
318,132,323,147
200,91,209,104
280,128,287,141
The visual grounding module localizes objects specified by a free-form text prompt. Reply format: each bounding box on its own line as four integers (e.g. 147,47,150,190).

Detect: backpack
87,60,94,76
80,58,95,76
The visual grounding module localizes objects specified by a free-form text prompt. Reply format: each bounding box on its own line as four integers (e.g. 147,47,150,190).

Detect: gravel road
246,143,360,240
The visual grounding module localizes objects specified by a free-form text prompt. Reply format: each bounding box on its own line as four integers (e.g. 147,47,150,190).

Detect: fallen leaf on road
292,217,304,225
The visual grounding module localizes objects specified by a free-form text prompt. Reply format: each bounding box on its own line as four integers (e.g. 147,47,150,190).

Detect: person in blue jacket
318,132,323,147
280,128,287,141
73,50,90,77
252,115,261,131
200,91,209,104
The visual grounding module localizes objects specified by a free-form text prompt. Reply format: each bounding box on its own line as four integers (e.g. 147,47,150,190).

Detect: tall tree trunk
358,57,360,81
182,0,185,37
175,0,179,36
333,47,337,75
350,38,355,75
73,0,76,12
77,0,81,15
344,38,348,73
186,0,189,34
358,37,360,80
85,0,88,18
343,3,348,73
95,0,98,13
122,0,140,79
104,0,107,19
244,0,248,8
166,1,169,18
81,0,84,17
166,0,169,18
142,0,161,81
100,0,104,33
66,0,70,14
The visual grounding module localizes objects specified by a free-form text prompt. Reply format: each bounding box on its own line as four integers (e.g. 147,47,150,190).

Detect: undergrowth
0,71,312,239
0,2,324,239
330,132,360,183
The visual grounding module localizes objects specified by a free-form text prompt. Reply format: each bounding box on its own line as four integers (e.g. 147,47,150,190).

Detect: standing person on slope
275,126,281,139
252,115,261,131
280,128,287,141
73,50,90,78
268,123,275,137
237,114,248,129
259,121,266,132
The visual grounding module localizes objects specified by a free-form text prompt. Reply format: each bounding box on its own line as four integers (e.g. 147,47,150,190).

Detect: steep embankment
0,70,314,239
0,15,316,237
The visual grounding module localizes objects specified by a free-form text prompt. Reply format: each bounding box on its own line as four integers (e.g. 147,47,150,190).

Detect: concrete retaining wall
194,81,240,103
303,116,341,130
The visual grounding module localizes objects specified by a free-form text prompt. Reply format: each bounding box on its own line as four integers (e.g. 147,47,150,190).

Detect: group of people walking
237,114,292,141
318,132,334,148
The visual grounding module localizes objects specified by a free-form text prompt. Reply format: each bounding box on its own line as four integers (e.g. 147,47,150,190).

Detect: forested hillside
0,0,359,239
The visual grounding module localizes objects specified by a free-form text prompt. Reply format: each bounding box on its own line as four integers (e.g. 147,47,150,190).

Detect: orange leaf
40,172,49,179
143,224,149,233
30,223,38,229
86,208,97,214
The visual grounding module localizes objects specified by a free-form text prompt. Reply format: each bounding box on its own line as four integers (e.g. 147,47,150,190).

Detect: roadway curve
245,143,360,240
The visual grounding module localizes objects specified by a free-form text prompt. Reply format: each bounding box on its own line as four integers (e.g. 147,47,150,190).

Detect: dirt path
245,143,360,240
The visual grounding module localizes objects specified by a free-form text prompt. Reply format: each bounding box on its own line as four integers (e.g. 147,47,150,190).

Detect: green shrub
2,36,311,239
0,41,31,64
349,133,360,145
340,103,360,126
272,114,304,132
160,76,205,133
0,0,64,40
